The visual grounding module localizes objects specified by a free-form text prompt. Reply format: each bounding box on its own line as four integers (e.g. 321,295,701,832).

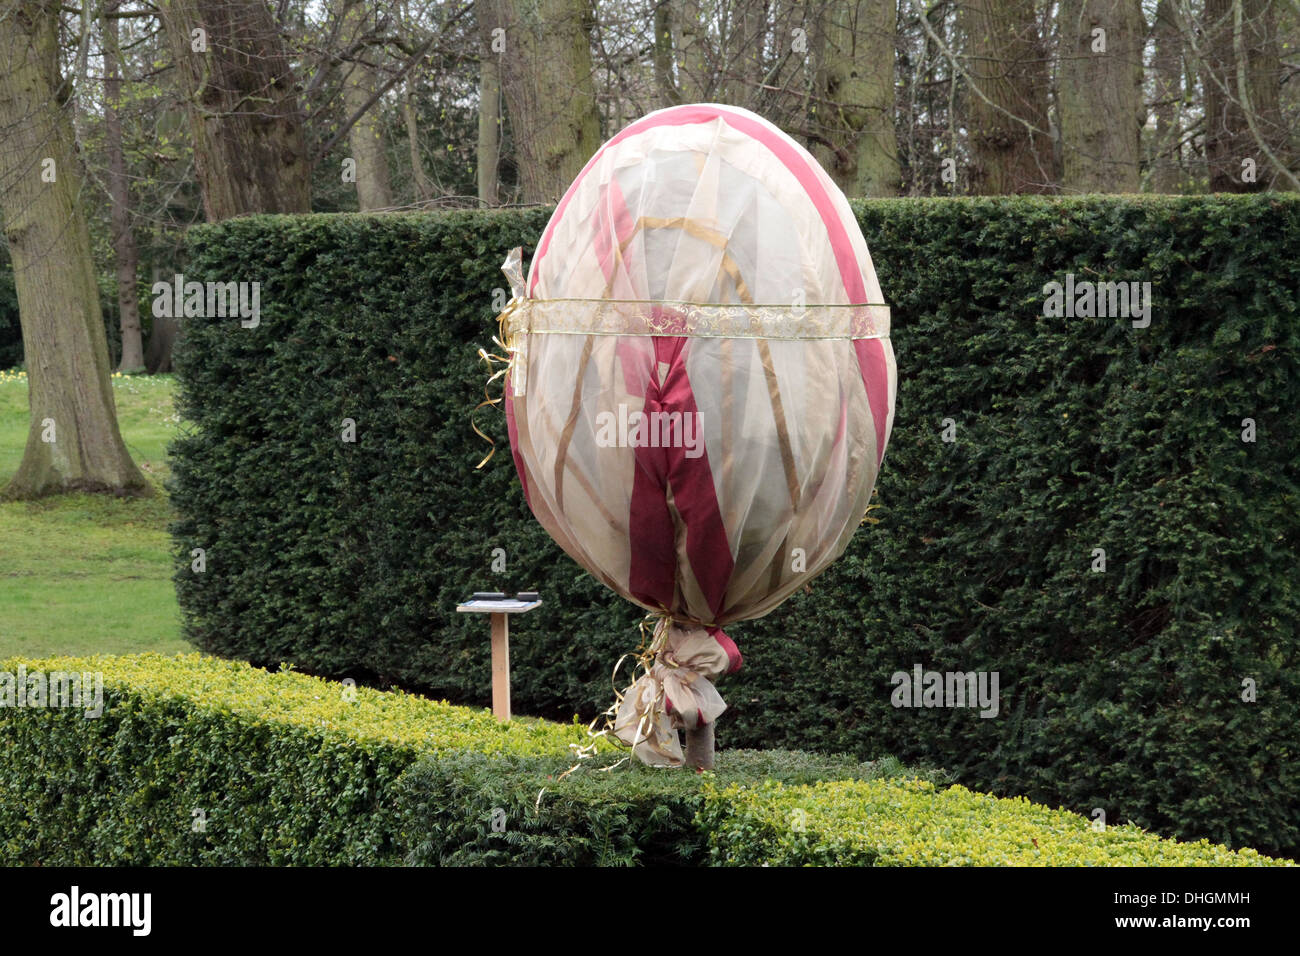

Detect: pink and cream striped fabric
500,105,896,758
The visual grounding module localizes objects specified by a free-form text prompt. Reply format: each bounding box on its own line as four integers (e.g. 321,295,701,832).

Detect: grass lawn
0,369,190,658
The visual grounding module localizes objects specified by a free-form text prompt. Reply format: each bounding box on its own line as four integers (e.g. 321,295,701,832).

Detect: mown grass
0,370,188,657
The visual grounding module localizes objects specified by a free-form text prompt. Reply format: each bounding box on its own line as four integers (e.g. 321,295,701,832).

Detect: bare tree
158,0,313,219
477,25,501,204
1200,0,1294,190
399,0,436,203
812,0,902,196
404,75,435,202
480,0,602,203
673,0,711,102
340,0,394,210
723,0,767,103
652,0,682,107
103,0,146,371
1150,0,1186,192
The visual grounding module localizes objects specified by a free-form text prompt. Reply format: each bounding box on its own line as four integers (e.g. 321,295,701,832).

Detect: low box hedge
0,653,592,865
2,653,1289,867
698,778,1294,867
395,749,924,866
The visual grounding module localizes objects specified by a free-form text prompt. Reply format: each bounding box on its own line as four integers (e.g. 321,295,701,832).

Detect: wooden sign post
455,594,541,721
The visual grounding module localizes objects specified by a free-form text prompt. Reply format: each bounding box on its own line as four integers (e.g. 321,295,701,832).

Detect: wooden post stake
456,595,540,723
490,611,511,722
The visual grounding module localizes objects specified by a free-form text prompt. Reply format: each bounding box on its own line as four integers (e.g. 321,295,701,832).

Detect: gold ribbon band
505,297,890,341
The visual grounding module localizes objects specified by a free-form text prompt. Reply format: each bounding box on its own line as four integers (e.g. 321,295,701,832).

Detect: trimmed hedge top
3,653,1290,866
6,653,593,758
699,778,1294,867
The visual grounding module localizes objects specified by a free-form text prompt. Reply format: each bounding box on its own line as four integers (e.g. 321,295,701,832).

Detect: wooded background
1,0,1297,388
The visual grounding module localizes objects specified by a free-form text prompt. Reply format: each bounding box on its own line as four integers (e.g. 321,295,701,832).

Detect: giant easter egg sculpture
496,104,896,766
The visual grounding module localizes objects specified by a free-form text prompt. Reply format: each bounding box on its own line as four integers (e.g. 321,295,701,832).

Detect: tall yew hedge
170,196,1300,856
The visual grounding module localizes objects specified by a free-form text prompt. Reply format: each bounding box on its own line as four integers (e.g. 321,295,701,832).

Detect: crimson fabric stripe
624,327,678,610
854,338,891,466
653,333,734,619
707,625,744,674
504,379,530,507
595,177,676,609
592,172,637,288
601,175,649,400
627,447,677,610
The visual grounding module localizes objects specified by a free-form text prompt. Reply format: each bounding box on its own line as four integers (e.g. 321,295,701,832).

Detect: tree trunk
724,0,767,106
673,0,709,102
145,316,177,374
652,2,681,108
1201,0,1292,191
341,0,393,211
0,0,149,498
399,0,433,204
811,0,901,198
158,0,312,219
1057,0,1145,192
404,81,434,203
770,0,812,122
103,0,145,372
477,47,500,204
962,0,1055,194
1150,0,1183,192
481,0,602,204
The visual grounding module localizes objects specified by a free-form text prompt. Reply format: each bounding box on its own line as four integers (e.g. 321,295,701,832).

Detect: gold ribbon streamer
500,298,890,340
473,248,529,469
861,488,883,525
556,613,669,781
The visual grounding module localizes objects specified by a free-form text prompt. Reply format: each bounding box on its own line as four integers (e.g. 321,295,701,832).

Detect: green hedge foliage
171,196,1300,858
698,778,1293,867
396,749,919,866
4,655,1284,866
0,653,588,865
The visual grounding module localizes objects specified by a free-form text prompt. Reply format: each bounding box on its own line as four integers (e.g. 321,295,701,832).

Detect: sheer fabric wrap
499,105,897,765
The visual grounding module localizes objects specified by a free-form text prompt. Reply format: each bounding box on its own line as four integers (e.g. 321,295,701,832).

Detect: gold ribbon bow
554,613,732,780
610,619,732,767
